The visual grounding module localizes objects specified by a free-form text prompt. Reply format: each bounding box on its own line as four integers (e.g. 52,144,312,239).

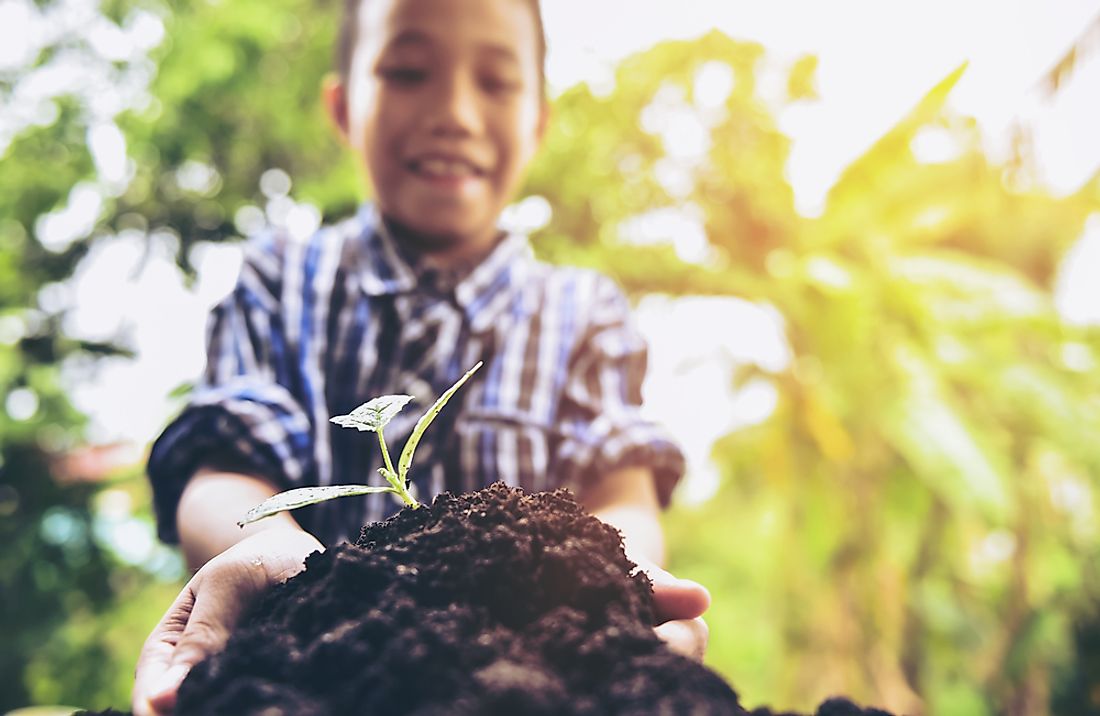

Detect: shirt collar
352,203,534,330
353,204,418,296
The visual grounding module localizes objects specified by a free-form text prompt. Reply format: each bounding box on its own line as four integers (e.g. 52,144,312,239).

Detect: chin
399,206,494,245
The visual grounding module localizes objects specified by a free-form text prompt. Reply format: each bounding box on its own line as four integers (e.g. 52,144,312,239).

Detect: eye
480,74,521,96
379,66,428,86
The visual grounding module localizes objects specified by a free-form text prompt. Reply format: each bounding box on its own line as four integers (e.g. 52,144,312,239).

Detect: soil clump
177,483,745,714
86,483,897,715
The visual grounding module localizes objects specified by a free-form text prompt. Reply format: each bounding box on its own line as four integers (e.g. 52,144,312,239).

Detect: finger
146,662,189,714
645,566,711,622
147,562,264,710
655,616,709,662
133,583,198,716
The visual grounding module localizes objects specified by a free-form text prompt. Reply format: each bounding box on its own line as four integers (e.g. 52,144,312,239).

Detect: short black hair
335,0,547,92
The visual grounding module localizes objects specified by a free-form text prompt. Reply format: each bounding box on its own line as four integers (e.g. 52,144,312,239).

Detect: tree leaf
397,362,482,479
330,394,414,432
237,485,398,526
883,344,1012,521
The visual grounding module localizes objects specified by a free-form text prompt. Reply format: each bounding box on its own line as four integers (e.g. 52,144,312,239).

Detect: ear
322,74,350,142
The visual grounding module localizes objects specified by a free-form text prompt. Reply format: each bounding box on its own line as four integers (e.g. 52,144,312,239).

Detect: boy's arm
133,469,323,716
137,233,322,714
579,467,711,662
580,465,666,566
176,468,313,569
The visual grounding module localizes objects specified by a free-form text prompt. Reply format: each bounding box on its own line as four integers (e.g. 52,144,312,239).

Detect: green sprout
238,362,482,527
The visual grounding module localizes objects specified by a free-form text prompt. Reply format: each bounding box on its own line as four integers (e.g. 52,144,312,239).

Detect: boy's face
328,0,547,259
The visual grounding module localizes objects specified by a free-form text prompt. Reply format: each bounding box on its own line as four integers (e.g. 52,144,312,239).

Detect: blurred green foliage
116,0,361,268
2,0,1100,714
1,30,125,716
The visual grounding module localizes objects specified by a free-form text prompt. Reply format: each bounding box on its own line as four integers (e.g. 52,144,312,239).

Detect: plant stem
377,430,419,509
378,430,397,479
390,481,419,509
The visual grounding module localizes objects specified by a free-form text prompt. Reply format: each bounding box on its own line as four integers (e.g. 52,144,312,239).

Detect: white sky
5,1,1100,499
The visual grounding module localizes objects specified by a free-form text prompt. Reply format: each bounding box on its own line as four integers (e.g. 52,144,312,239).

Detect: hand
634,558,710,662
132,528,323,716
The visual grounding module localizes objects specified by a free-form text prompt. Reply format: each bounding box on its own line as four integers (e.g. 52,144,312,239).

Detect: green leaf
237,485,398,526
330,394,414,432
883,344,1012,521
889,251,1048,319
397,362,483,479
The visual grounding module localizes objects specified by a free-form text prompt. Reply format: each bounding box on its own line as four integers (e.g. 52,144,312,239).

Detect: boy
132,1,709,713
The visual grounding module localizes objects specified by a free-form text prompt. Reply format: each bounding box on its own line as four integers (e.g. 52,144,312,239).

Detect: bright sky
543,0,1100,211
4,1,1100,501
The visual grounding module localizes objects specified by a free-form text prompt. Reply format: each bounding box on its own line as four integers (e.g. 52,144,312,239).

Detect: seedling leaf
241,363,481,525
397,362,482,479
330,394,414,432
238,484,397,526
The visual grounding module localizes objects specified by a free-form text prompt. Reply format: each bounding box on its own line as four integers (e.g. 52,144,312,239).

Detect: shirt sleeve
146,233,315,543
554,274,686,507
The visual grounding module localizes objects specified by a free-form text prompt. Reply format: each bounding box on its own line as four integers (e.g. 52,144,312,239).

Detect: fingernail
151,663,189,699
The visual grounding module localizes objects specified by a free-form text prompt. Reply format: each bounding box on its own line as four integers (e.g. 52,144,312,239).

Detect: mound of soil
87,483,897,715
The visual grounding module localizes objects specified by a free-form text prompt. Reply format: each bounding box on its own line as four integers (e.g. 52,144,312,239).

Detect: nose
428,70,483,138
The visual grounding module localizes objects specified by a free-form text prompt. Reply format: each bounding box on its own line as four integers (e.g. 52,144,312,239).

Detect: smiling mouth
408,157,487,180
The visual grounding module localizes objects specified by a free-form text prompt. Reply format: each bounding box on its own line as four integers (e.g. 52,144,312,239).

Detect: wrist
592,505,666,567
243,524,323,553
178,470,309,570
228,527,324,585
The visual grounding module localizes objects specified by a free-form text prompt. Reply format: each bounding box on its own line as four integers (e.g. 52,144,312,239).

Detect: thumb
149,567,257,711
641,563,711,623
146,622,222,714
133,584,197,716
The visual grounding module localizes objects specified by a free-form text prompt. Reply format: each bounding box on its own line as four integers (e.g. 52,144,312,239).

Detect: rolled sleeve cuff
146,382,314,543
555,415,686,507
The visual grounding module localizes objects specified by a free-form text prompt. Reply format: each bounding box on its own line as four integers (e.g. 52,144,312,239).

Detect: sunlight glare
1055,214,1100,326
0,0,38,70
34,182,103,253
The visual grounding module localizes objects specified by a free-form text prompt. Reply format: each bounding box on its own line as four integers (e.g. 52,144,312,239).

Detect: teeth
417,158,478,178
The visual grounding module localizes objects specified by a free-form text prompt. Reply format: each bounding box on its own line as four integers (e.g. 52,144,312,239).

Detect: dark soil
84,483,898,715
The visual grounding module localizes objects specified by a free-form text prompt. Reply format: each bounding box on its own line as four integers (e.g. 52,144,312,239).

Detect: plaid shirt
148,205,685,546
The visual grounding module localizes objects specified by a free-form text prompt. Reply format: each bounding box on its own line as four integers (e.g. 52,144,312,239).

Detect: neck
382,216,502,271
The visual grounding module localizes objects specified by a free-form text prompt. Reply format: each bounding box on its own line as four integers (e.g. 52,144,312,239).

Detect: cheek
496,111,541,183
346,83,404,167
354,115,403,183
517,101,542,149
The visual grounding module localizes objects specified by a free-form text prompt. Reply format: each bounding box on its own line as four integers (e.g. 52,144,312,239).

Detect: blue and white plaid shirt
148,205,685,546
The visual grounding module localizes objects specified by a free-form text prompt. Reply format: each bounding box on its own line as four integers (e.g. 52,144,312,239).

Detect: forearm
579,466,666,567
177,468,311,571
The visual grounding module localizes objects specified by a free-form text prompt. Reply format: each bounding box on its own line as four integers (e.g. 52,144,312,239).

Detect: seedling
239,362,482,526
